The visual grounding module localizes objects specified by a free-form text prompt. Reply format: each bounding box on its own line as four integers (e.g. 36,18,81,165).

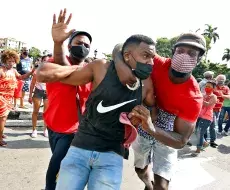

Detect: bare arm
203,95,217,106
60,61,94,86
130,105,194,149
54,43,69,66
14,69,34,80
36,62,78,83
29,73,37,98
112,44,136,86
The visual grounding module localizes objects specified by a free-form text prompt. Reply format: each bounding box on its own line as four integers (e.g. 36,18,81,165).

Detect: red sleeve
153,54,171,66
178,97,203,122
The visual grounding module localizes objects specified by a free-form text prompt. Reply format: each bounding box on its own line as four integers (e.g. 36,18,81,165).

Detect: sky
0,0,229,62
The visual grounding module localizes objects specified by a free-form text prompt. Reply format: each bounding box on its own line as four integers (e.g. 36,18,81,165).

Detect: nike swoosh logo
97,99,137,113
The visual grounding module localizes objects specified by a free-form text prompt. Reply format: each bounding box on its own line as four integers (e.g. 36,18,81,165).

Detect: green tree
29,47,41,60
222,48,230,62
202,24,219,60
192,60,209,78
156,36,178,58
103,53,112,61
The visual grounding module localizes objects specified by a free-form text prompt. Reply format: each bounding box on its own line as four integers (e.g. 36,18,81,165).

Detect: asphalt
1,94,230,190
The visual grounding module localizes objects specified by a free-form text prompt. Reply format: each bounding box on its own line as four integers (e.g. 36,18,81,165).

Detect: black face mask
23,52,28,56
130,54,153,80
133,62,153,80
171,68,187,78
70,45,89,59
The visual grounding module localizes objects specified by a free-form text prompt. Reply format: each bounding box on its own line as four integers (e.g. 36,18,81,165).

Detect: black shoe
210,142,218,148
187,141,193,146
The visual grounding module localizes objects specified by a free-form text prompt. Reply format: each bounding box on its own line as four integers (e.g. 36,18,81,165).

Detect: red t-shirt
213,85,230,112
43,57,92,134
151,55,203,123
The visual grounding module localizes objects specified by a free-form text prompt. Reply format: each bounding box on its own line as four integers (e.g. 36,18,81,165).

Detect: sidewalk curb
6,120,44,127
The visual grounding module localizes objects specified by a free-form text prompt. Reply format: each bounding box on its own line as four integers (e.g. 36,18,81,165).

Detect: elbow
36,71,47,83
174,138,188,149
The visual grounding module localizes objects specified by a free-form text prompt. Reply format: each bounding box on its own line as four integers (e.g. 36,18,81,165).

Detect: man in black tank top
48,34,156,190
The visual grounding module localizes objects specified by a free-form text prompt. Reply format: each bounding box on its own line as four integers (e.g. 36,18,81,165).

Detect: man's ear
123,52,130,62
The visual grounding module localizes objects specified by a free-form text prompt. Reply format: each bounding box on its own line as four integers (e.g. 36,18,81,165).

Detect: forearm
18,71,33,80
148,125,188,149
223,94,230,100
36,62,77,83
54,42,69,66
29,81,35,97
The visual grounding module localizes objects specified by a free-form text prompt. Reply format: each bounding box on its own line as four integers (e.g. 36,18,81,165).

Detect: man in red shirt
113,32,205,190
207,74,230,148
37,9,92,190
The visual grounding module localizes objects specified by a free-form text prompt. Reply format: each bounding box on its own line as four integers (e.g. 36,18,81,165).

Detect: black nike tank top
72,61,142,156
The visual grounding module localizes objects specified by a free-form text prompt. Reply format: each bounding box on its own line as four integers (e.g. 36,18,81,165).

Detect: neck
169,68,191,84
70,56,84,66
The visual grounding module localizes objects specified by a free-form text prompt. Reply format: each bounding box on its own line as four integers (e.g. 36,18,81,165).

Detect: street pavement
1,126,230,190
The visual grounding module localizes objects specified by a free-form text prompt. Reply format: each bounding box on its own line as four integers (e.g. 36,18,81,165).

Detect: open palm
52,8,75,43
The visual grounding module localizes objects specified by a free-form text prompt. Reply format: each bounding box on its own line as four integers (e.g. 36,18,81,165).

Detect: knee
32,110,39,115
135,166,148,177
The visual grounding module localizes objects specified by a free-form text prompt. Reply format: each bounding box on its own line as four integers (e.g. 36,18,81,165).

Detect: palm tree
202,24,220,60
222,48,230,62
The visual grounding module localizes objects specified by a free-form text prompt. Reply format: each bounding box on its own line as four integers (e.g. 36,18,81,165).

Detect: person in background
16,47,33,109
208,74,230,148
0,50,34,147
217,81,230,136
192,80,217,156
29,55,49,138
199,71,214,93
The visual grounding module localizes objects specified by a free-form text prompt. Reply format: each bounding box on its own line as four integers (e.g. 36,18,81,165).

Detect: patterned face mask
171,53,197,73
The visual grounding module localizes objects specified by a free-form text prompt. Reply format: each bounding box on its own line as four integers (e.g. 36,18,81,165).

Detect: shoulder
91,59,109,69
153,54,171,65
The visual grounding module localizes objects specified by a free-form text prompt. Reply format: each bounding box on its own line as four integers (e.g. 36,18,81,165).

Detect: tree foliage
103,53,112,61
156,36,178,58
29,47,41,60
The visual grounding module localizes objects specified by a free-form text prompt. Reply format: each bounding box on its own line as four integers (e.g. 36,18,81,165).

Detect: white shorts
132,134,178,181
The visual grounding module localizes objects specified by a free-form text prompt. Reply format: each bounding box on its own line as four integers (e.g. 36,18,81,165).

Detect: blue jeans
46,129,75,190
218,107,230,132
56,146,123,190
208,111,220,142
196,118,212,148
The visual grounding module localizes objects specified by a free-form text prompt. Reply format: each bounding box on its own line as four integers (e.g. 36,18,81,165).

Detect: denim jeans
196,118,212,148
208,111,220,142
218,107,230,132
45,128,75,190
56,146,123,190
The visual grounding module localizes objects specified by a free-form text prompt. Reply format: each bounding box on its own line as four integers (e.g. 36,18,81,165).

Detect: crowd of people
0,8,230,190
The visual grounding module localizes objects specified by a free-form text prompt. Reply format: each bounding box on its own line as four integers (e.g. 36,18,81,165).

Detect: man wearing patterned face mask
113,32,206,190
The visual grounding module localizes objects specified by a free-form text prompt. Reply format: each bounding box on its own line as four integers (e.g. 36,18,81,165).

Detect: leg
0,116,7,146
46,132,74,190
55,147,91,190
218,108,226,133
224,108,230,133
132,134,154,190
32,97,42,131
152,141,177,190
88,151,123,190
209,112,218,147
43,99,48,131
20,91,26,107
154,174,169,190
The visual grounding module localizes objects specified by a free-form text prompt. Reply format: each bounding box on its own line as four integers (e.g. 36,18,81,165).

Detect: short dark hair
41,55,48,62
122,34,155,55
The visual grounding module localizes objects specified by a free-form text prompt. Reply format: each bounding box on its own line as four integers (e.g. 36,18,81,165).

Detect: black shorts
33,87,47,100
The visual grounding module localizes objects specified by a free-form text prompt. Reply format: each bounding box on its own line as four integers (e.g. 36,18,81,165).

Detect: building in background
0,37,27,52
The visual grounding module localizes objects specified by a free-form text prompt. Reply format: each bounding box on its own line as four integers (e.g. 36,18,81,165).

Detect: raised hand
52,8,75,44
